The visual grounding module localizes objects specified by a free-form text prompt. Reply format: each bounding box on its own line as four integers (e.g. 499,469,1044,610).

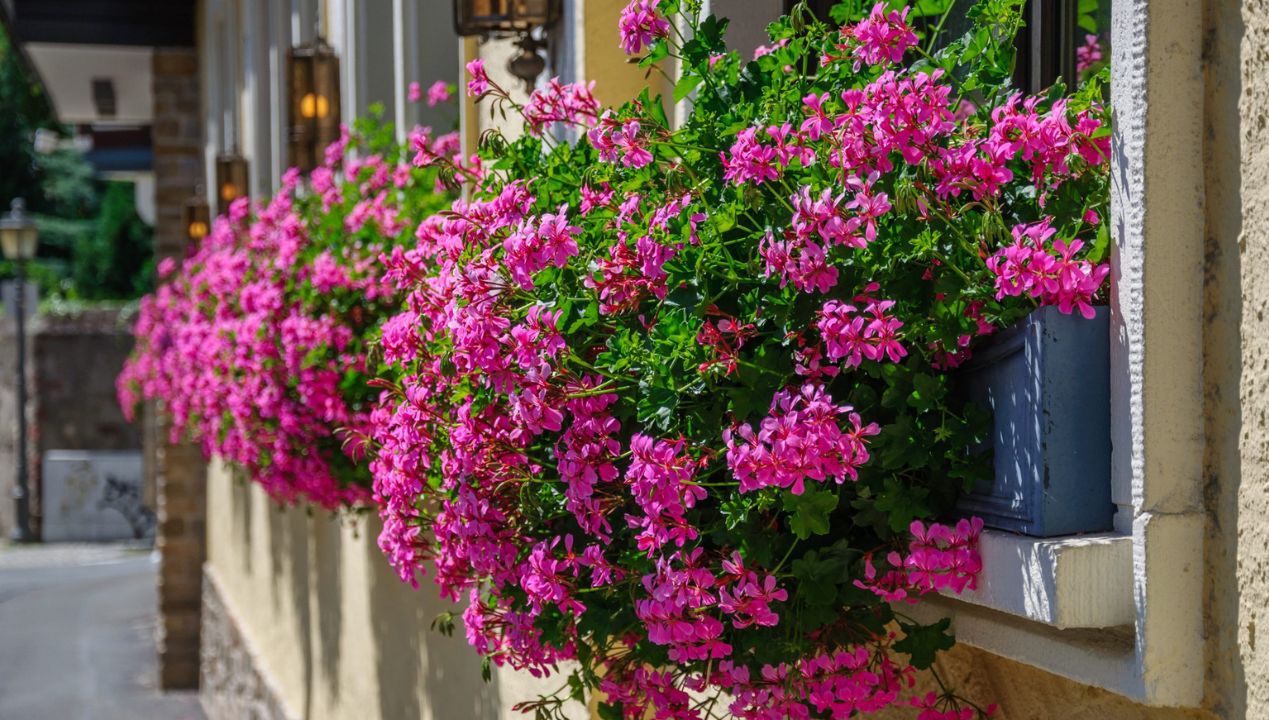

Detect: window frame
772,0,1203,707
910,0,1207,706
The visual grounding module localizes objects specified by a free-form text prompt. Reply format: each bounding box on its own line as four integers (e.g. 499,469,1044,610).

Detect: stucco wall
202,459,588,720
205,449,1222,720
1236,0,1269,714
198,0,1269,715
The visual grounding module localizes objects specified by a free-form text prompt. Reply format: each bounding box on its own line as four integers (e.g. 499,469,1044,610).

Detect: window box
957,305,1114,537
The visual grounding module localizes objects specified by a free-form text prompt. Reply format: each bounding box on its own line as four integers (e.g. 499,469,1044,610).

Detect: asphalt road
0,544,205,720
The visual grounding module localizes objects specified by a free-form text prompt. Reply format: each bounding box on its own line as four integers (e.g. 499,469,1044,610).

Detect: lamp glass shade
183,196,211,243
453,0,560,35
287,38,342,173
215,153,251,215
0,199,38,261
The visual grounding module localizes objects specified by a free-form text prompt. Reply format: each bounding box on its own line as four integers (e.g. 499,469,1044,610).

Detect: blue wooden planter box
956,306,1113,537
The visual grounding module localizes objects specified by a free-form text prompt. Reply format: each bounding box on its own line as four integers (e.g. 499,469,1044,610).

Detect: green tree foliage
0,24,153,301
0,24,48,210
72,182,153,300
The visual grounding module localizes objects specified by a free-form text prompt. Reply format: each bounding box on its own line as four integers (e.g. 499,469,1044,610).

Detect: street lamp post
0,198,39,543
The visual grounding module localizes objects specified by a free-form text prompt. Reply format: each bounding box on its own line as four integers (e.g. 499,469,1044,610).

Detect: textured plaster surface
875,645,1212,720
1236,0,1269,715
1110,0,1208,696
199,0,1269,715
203,461,587,720
1204,0,1251,713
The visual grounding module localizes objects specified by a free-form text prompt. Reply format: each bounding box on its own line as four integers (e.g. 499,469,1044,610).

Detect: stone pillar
0,313,31,539
156,436,207,688
151,46,208,691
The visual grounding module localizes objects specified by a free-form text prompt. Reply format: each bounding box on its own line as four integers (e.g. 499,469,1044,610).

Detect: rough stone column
151,46,207,691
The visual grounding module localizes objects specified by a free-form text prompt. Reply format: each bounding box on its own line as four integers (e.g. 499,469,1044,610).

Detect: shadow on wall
312,516,344,708
230,470,253,576
219,467,507,719
268,498,314,719
366,522,504,720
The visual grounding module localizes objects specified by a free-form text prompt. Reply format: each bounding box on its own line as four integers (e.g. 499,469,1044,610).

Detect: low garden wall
202,455,1208,720
201,459,588,720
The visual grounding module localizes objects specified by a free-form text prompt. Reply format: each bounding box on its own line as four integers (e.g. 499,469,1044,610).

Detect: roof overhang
22,44,154,125
3,0,195,48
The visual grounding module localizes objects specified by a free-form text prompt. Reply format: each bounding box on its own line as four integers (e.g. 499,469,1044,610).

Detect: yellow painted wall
204,459,587,720
202,0,1269,717
579,0,674,110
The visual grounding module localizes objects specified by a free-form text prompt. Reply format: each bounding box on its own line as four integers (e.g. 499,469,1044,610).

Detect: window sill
900,529,1148,701
940,529,1133,629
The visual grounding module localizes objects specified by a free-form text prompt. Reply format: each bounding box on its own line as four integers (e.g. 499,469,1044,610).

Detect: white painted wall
200,0,460,201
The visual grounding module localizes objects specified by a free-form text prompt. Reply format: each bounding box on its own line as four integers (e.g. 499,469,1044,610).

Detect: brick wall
151,46,207,691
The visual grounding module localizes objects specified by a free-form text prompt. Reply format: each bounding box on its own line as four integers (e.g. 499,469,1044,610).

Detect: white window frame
908,0,1206,707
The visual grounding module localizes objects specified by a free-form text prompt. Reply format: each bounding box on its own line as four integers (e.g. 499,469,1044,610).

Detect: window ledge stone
940,529,1133,629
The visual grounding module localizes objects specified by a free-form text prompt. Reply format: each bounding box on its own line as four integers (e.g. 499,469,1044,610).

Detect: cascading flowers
118,108,464,508
369,0,1109,717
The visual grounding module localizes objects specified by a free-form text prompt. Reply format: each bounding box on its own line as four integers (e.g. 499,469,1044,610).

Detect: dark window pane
783,0,1108,92
785,0,838,22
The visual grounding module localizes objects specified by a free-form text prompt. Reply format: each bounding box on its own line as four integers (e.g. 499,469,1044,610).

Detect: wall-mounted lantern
183,191,211,245
215,152,250,216
453,0,561,92
287,36,341,173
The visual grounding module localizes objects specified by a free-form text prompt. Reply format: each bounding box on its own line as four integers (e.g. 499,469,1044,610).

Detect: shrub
118,111,462,507
368,0,1107,718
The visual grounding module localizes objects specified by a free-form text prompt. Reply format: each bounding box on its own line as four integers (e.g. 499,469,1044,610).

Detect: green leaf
895,618,955,669
430,611,455,637
639,40,671,69
830,0,868,25
664,284,703,315
1087,221,1110,263
714,204,737,232
873,476,930,532
637,385,679,431
566,300,599,334
911,0,953,17
674,72,704,103
783,486,840,540
791,551,840,605
908,373,946,413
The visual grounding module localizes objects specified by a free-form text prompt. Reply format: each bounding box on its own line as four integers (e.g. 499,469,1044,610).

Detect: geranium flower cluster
364,2,1109,719
986,217,1110,318
118,109,459,508
857,517,985,603
724,383,880,495
619,0,671,55
103,7,1122,708
1077,34,1104,75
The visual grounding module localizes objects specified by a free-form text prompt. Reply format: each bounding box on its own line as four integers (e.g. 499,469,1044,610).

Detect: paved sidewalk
0,542,205,720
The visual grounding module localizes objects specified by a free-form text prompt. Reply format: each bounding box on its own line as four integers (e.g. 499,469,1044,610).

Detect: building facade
175,0,1269,717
